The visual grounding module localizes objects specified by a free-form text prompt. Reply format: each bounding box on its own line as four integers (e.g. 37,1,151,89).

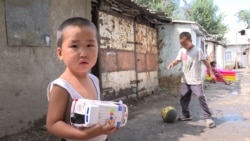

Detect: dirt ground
1,69,250,141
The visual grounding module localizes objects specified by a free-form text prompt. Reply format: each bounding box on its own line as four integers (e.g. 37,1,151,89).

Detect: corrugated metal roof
95,0,172,25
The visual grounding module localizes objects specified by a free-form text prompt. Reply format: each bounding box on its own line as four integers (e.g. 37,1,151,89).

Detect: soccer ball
161,106,177,123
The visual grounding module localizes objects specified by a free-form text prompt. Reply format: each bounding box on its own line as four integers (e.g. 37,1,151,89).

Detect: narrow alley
2,69,250,141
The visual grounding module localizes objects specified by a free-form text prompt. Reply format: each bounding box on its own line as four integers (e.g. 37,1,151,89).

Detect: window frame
224,51,232,61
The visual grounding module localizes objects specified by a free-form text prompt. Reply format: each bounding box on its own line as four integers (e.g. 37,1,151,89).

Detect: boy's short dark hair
56,17,97,47
179,32,192,40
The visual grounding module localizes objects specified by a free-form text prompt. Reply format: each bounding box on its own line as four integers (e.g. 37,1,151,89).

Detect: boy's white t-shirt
176,47,206,85
47,73,108,141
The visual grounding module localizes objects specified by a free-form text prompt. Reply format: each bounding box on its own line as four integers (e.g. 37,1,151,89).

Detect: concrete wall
0,0,91,137
241,53,248,68
225,45,248,68
206,42,215,61
225,29,250,45
206,41,225,69
216,45,225,69
158,23,207,89
224,46,239,68
158,23,189,88
225,29,250,69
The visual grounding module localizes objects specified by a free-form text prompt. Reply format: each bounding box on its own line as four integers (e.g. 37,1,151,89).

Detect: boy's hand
102,119,118,134
167,60,180,69
208,70,216,79
208,70,216,82
91,119,118,135
210,74,216,82
167,63,174,69
210,74,216,80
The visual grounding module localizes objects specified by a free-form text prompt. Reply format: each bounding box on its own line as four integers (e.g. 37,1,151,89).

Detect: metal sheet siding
99,12,134,51
99,12,159,100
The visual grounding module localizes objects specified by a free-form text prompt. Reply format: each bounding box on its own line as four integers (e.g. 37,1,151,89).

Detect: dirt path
1,69,250,141
109,69,250,141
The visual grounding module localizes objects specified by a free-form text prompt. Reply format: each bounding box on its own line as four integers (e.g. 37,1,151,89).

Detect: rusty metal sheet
99,12,134,51
100,50,117,72
98,12,159,100
101,71,137,99
101,71,136,91
136,53,146,72
117,51,135,71
135,24,157,54
147,54,158,71
135,24,147,53
146,27,157,54
137,71,159,95
135,24,157,74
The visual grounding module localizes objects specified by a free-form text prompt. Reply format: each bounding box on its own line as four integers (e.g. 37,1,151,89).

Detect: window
225,51,232,61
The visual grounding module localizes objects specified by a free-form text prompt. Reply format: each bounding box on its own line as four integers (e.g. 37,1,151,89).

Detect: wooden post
235,53,238,69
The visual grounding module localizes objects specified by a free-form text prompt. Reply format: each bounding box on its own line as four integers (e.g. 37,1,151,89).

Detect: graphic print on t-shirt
182,53,193,73
182,53,188,61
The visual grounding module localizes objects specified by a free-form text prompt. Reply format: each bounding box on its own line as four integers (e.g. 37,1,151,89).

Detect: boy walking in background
167,32,216,128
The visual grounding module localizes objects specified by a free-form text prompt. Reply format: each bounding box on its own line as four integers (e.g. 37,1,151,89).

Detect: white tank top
47,73,108,141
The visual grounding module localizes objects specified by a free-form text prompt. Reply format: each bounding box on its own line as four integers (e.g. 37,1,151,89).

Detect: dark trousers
180,83,212,119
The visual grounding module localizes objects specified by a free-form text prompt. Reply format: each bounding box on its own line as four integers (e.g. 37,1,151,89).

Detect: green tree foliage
179,0,227,41
188,0,227,40
181,0,192,20
135,0,227,41
236,10,250,28
134,0,179,17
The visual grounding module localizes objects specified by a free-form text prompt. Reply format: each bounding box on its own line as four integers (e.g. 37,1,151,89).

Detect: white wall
225,46,241,68
206,42,214,60
205,42,225,69
216,45,225,69
242,53,248,67
225,45,250,68
225,29,250,45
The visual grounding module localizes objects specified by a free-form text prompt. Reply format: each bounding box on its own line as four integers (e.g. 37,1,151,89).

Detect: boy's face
179,37,193,49
57,25,98,74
